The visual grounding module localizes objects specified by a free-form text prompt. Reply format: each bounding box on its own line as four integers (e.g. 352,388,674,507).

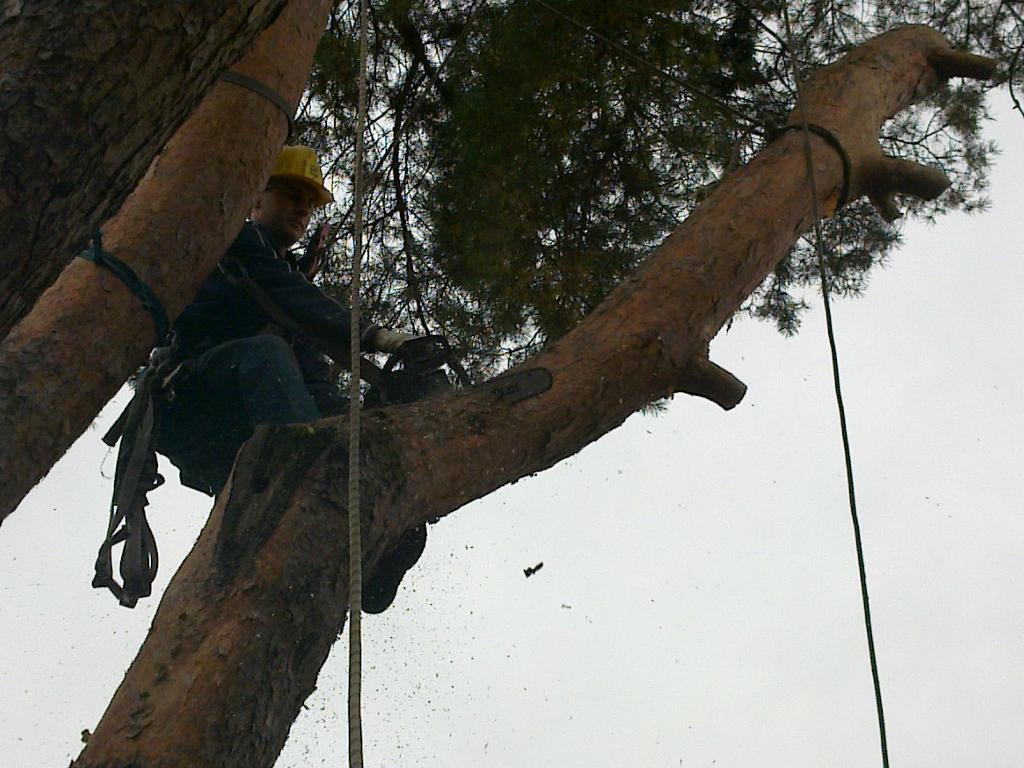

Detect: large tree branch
72,26,996,768
0,0,291,339
0,0,335,523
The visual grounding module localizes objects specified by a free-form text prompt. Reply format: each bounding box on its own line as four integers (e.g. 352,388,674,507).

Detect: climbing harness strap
216,258,388,390
218,259,308,335
220,70,294,139
78,230,170,347
92,365,165,607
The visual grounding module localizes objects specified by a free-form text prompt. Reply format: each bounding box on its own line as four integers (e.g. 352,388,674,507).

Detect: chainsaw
365,334,452,407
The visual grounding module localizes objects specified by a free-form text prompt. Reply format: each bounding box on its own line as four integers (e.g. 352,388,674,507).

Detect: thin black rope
780,7,890,767
532,0,761,132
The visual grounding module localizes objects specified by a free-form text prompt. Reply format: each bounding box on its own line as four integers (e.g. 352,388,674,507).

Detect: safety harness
93,362,166,607
79,232,172,607
85,234,452,607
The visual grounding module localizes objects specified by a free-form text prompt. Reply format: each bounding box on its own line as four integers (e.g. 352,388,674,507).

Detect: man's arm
229,223,380,349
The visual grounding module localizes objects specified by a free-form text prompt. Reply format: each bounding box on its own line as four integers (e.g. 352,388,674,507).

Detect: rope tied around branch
780,8,890,768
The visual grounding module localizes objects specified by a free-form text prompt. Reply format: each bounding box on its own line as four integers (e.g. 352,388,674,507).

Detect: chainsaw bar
476,367,552,404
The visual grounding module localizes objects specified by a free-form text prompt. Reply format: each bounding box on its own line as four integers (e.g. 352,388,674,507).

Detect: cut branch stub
864,156,952,222
928,48,1001,81
787,25,998,220
677,356,747,411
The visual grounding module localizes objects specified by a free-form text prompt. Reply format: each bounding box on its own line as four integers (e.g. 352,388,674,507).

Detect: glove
370,330,449,373
370,328,418,353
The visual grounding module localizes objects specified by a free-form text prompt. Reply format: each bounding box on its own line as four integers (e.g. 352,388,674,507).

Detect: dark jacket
171,221,372,413
173,221,373,356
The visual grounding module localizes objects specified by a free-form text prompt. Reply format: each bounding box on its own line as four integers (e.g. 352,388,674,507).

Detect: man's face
251,180,318,249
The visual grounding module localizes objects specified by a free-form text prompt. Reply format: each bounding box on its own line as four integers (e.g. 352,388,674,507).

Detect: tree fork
72,27,996,768
0,0,291,338
0,0,334,523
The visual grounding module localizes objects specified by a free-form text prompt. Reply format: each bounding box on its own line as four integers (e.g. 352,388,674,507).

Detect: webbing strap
92,367,164,608
220,70,294,139
79,230,170,347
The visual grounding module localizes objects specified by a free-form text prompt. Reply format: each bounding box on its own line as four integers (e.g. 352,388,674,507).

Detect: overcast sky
1,94,1021,768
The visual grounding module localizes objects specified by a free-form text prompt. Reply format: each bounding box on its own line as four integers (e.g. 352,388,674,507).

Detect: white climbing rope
347,0,370,765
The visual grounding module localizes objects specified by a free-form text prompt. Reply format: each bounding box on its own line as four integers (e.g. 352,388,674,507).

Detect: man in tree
152,145,424,612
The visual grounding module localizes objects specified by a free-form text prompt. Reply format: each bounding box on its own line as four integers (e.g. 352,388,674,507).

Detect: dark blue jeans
154,335,320,494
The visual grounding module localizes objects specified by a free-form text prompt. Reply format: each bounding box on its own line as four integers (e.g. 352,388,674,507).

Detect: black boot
362,523,428,614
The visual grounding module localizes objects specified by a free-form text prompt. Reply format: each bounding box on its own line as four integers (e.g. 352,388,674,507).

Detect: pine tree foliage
294,0,1019,376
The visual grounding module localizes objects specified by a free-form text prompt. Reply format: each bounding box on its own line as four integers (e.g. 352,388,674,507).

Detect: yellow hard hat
269,145,334,207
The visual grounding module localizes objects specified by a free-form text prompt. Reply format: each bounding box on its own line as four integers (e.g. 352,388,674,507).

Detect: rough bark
0,0,288,338
0,0,334,522
72,27,996,768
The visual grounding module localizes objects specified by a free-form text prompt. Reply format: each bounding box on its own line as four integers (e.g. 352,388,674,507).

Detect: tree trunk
71,27,996,768
0,0,333,522
0,0,288,338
